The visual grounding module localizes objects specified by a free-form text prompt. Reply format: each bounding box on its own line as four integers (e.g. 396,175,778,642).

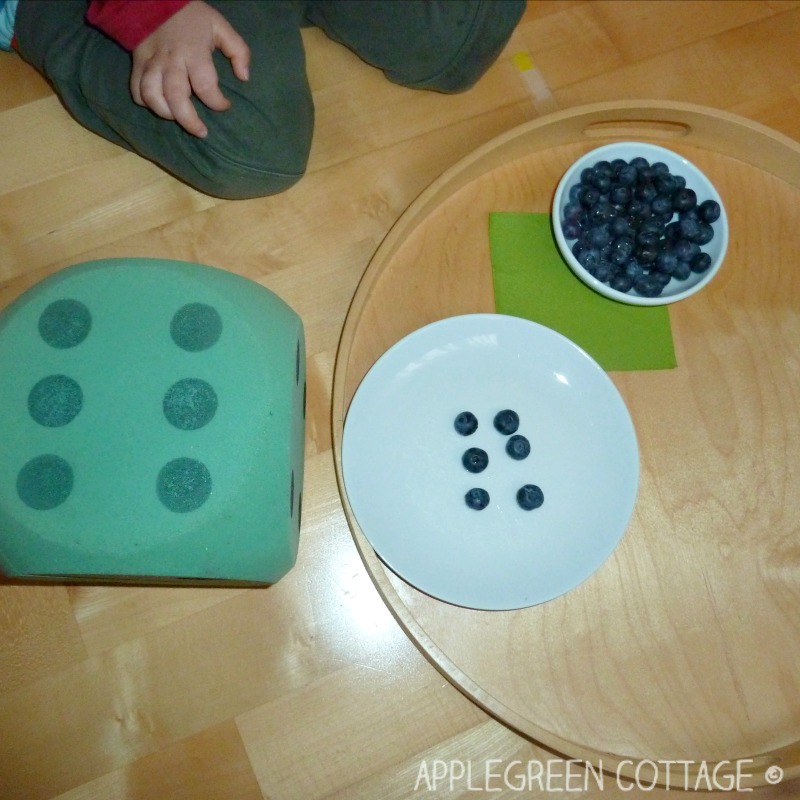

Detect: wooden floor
2,2,800,798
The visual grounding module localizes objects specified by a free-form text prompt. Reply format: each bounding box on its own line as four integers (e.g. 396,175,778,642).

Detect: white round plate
341,314,639,610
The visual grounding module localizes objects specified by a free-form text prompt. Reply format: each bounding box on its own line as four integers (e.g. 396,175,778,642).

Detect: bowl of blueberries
552,141,728,305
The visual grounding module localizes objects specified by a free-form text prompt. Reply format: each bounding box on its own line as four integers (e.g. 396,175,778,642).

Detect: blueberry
655,174,680,195
623,259,645,281
594,159,614,178
664,220,682,242
635,243,658,264
690,252,712,273
639,217,666,237
651,270,672,287
654,249,679,275
629,156,649,170
462,447,489,473
627,198,651,220
586,224,611,249
591,261,615,282
609,185,631,205
611,235,635,261
672,187,697,213
454,411,478,436
650,194,674,216
592,171,612,193
493,409,519,435
609,216,632,238
589,202,616,225
579,186,600,207
698,199,721,223
506,434,531,460
465,487,490,510
616,164,638,186
651,161,670,176
635,182,658,203
678,216,701,242
609,272,634,293
680,207,700,221
637,165,656,183
673,260,692,280
517,484,544,510
636,230,660,249
671,238,699,262
577,247,602,270
694,221,714,245
609,249,629,267
563,201,583,223
634,273,664,297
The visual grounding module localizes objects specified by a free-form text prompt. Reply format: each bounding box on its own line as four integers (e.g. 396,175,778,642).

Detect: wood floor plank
0,96,127,194
67,584,246,658
0,53,51,111
50,721,263,800
237,659,486,800
591,0,787,64
0,584,86,693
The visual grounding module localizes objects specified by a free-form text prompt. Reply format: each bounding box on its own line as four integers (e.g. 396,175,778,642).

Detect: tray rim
331,99,800,789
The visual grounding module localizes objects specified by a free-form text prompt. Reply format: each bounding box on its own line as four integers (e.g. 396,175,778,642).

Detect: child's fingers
135,64,176,121
215,19,251,82
134,59,209,138
187,57,231,114
163,65,210,138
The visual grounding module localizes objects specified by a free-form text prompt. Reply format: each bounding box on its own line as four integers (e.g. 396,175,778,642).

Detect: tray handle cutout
582,119,691,140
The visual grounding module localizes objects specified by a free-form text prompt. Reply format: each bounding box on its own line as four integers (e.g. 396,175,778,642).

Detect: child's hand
130,0,250,138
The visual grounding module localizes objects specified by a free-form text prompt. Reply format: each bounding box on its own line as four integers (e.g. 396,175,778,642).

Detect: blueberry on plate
465,487,490,510
454,411,478,436
462,447,489,473
517,484,544,510
506,434,531,460
493,409,519,435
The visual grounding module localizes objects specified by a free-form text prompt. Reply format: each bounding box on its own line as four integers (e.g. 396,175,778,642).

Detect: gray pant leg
304,0,526,93
15,0,314,199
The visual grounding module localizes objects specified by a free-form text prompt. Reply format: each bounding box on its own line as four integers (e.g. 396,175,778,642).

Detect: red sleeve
86,0,192,51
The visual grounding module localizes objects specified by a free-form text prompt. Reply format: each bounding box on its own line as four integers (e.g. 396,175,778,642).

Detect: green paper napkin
489,212,676,371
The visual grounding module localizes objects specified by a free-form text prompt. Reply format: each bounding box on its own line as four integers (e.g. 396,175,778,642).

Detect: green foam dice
0,258,305,584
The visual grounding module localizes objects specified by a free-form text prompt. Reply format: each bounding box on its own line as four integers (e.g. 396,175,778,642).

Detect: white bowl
552,141,728,306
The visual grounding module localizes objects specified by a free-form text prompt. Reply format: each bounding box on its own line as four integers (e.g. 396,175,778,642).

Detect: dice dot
38,299,91,349
170,303,222,352
162,378,218,430
17,455,74,510
157,457,212,513
28,375,83,427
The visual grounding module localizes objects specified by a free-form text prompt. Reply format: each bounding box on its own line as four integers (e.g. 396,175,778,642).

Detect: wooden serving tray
332,101,800,789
